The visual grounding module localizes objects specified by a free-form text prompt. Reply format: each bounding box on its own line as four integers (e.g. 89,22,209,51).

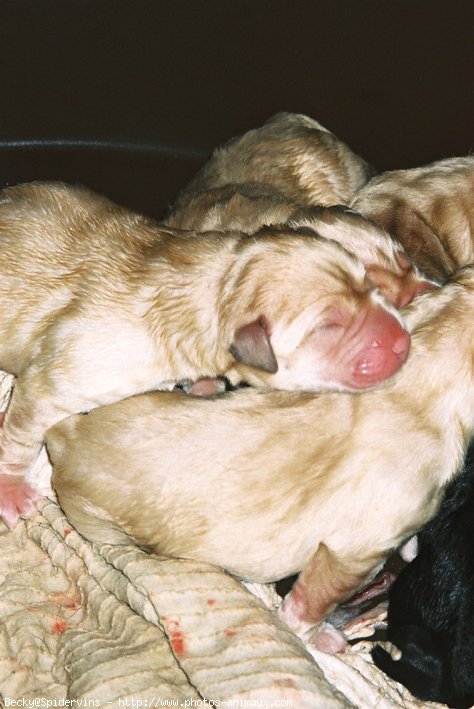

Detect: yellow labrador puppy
0,181,411,527
352,156,474,282
48,265,474,654
166,112,436,307
166,112,375,226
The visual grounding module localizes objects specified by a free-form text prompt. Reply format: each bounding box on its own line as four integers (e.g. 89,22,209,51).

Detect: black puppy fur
372,441,474,709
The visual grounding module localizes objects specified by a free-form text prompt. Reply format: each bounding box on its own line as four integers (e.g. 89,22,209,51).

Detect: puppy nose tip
392,330,411,359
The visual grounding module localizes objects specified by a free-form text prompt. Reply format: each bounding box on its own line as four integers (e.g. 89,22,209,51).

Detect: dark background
0,0,472,220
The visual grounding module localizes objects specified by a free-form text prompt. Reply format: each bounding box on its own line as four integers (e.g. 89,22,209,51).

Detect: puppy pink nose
350,306,410,388
391,329,411,358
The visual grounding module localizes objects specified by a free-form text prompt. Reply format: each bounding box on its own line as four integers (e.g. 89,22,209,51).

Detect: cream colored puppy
167,181,299,234
166,112,375,229
0,181,411,528
287,205,437,307
174,188,437,308
352,156,474,282
48,266,474,655
165,113,436,307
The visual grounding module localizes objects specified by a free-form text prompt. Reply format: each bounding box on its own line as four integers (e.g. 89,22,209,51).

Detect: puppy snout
391,329,411,358
351,306,410,387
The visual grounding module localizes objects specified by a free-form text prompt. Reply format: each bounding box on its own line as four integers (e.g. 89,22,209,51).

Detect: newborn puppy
166,112,375,227
165,181,300,234
0,181,411,528
372,443,474,708
287,205,437,308
48,265,474,655
167,185,436,309
165,113,436,307
352,156,474,282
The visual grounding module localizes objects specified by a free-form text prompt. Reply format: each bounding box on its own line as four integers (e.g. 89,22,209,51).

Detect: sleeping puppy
165,112,375,228
165,112,435,307
0,181,413,528
287,205,437,308
165,181,300,234
47,265,474,656
166,185,436,307
371,442,474,708
168,183,436,309
352,156,474,282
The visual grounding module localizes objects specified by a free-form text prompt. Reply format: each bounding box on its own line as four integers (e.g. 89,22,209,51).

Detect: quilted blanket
0,371,444,708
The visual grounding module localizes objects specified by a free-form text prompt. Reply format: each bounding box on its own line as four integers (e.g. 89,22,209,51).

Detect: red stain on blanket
51,619,69,635
161,616,187,657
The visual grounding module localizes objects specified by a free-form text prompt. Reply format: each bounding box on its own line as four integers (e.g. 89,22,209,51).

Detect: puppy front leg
278,542,379,654
0,377,64,527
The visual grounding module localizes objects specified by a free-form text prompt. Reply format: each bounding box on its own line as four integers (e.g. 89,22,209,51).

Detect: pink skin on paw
0,409,42,528
308,622,348,654
366,256,437,309
188,378,227,397
0,472,42,529
393,252,438,307
279,590,348,655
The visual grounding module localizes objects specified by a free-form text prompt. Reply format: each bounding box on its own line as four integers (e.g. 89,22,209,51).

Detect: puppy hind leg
278,542,374,654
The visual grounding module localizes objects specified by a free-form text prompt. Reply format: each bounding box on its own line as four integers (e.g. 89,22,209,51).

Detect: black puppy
372,442,474,709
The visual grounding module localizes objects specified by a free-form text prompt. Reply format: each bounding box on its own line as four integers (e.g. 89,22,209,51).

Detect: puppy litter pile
0,371,445,707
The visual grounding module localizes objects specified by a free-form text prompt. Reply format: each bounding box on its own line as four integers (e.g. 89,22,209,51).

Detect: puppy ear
230,315,278,373
369,206,454,283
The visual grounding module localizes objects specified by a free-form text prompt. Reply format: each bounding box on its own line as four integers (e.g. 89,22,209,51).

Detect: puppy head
224,232,411,392
351,158,474,284
289,205,438,307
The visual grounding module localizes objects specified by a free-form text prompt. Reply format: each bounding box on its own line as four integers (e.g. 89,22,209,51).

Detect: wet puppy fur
165,111,376,231
48,265,474,655
372,441,474,709
165,112,435,308
352,155,474,283
0,181,414,528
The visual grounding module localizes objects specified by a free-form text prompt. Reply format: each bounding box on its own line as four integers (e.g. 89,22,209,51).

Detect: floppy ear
369,206,454,282
230,315,278,373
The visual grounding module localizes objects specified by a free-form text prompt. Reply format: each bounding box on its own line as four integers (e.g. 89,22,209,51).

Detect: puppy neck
139,232,241,380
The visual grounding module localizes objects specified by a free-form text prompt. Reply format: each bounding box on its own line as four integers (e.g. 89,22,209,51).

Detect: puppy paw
184,377,228,397
399,535,418,562
278,590,347,654
306,622,348,654
0,472,42,528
